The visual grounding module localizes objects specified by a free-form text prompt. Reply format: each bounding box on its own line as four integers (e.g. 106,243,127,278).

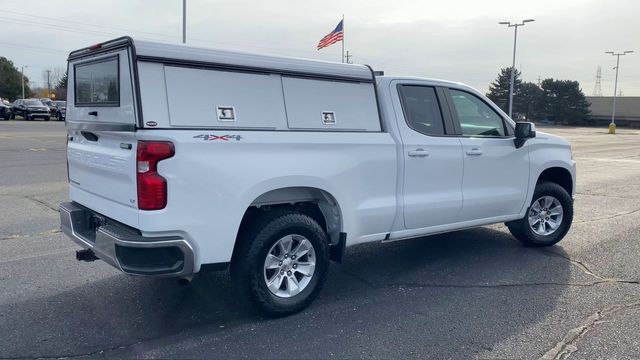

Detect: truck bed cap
69,37,374,83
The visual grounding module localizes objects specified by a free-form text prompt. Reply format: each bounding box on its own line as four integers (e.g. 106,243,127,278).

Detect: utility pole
46,70,51,98
592,66,602,96
499,19,535,118
21,65,28,99
182,0,186,44
344,50,353,64
605,50,633,134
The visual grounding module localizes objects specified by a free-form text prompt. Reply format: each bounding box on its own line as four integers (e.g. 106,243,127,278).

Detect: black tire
44,116,50,121
25,114,31,121
507,181,573,247
231,210,330,316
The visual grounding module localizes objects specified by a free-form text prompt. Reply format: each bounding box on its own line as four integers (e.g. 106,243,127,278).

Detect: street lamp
21,65,28,99
499,19,535,118
605,50,633,134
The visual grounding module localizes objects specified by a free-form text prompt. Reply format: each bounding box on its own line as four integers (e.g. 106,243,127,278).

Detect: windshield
24,100,44,106
55,101,66,107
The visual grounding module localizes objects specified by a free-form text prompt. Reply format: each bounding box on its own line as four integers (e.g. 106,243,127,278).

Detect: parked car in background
0,100,12,120
12,99,50,121
40,98,57,116
53,100,66,120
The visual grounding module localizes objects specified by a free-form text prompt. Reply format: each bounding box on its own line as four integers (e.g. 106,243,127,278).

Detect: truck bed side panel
135,130,398,266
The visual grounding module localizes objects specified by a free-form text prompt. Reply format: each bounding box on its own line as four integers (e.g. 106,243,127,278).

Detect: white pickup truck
60,37,575,315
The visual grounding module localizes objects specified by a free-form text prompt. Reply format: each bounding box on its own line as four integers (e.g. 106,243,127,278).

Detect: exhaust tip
178,276,193,286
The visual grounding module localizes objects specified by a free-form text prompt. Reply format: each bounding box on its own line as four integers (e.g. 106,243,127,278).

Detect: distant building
586,96,640,128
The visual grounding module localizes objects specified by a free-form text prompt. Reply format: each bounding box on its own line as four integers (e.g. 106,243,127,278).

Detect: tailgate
66,38,140,227
67,131,138,211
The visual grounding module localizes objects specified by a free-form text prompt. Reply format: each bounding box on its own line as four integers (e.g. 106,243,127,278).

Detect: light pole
499,19,534,118
21,65,28,99
605,50,633,134
182,0,186,44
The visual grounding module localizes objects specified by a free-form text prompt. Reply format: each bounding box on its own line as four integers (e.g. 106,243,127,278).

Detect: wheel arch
232,186,344,258
536,166,574,196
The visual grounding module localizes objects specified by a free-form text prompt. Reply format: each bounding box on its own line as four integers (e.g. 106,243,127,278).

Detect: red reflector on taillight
137,141,174,210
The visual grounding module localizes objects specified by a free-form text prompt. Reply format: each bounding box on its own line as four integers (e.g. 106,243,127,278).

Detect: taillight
137,141,175,210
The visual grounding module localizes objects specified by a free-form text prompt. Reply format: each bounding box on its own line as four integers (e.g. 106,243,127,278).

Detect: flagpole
341,14,345,63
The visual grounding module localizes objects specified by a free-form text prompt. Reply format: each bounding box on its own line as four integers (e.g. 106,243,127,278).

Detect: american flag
317,20,344,50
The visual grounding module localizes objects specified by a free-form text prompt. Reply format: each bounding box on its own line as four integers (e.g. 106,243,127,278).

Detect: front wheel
231,211,330,316
507,181,573,247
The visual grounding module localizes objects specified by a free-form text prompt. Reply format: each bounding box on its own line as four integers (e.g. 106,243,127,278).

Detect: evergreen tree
486,67,522,114
56,71,68,89
0,57,31,100
540,79,591,125
54,71,68,100
515,82,544,121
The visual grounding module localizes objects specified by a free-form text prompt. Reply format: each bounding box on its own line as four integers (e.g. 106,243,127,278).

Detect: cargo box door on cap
164,66,287,129
282,77,380,132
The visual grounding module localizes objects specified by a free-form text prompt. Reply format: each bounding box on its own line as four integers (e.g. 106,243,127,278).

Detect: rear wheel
231,211,330,316
507,181,573,247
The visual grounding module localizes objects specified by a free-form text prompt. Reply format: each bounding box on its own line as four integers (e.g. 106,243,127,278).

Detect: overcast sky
1,0,639,96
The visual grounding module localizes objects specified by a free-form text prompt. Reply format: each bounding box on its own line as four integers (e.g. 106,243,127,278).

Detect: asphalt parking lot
1,120,639,359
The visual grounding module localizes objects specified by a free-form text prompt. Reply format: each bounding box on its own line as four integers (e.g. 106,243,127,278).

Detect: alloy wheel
263,234,316,298
528,195,564,236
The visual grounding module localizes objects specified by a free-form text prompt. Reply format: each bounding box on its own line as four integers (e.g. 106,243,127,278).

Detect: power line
3,9,179,40
0,40,69,54
2,18,149,40
2,10,312,56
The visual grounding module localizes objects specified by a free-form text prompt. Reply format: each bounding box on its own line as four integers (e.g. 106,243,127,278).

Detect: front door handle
466,148,483,156
408,149,429,157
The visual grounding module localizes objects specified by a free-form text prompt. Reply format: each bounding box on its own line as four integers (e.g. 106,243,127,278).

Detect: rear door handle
408,149,429,158
466,148,483,156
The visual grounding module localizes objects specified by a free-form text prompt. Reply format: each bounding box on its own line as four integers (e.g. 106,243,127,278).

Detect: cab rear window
74,55,119,106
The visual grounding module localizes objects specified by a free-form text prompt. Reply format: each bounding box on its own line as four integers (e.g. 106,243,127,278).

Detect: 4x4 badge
193,134,243,141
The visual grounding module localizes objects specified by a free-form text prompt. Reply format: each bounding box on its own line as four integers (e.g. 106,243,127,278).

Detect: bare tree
51,66,65,84
41,67,65,98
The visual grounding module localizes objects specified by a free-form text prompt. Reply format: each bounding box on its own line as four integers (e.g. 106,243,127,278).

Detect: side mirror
514,122,536,149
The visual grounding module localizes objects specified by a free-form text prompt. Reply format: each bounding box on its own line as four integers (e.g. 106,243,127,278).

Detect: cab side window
398,85,446,136
450,89,506,137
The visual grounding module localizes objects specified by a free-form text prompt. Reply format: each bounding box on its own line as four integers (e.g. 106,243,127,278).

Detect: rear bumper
59,202,194,277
